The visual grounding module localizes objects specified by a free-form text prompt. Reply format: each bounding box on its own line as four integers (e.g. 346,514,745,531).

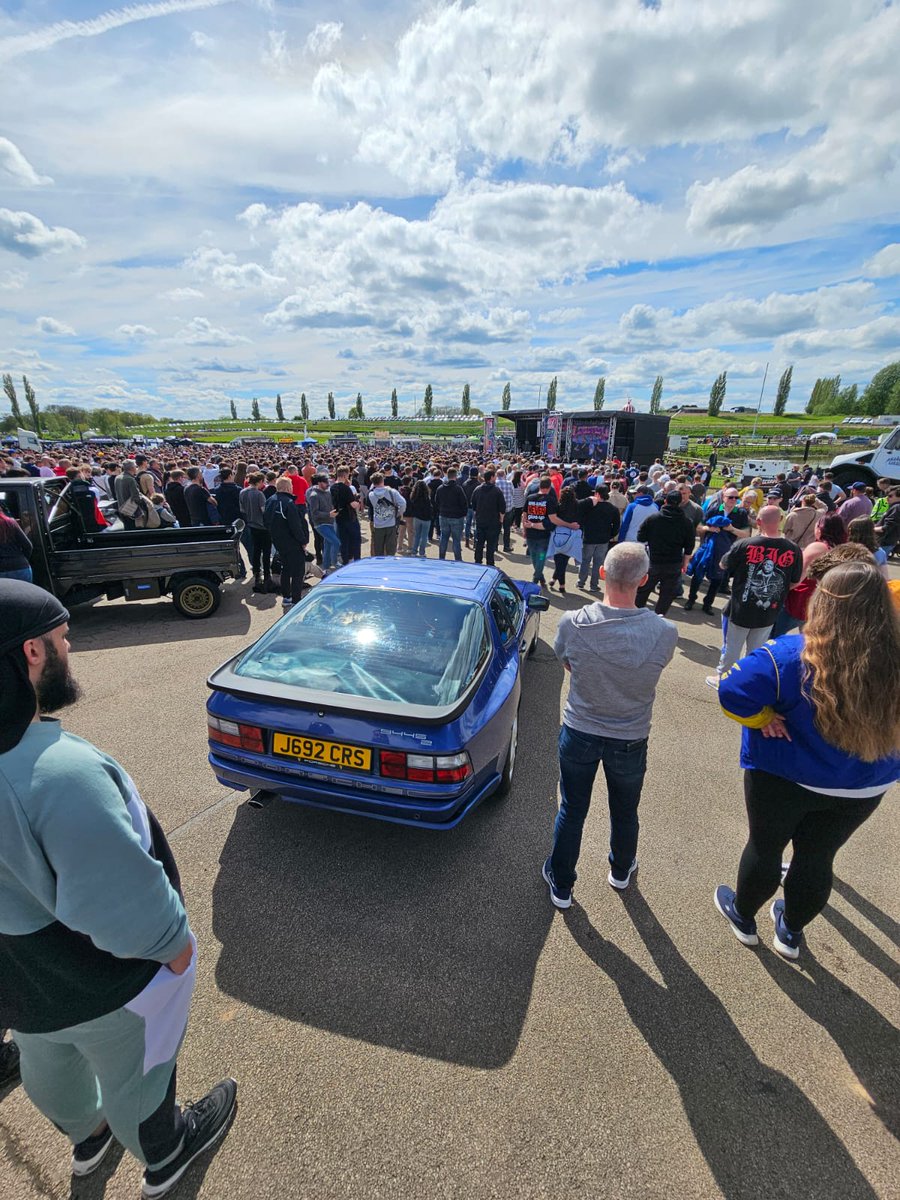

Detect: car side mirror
527,594,550,612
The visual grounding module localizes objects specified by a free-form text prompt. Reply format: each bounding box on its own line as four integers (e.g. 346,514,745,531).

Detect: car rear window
234,585,489,708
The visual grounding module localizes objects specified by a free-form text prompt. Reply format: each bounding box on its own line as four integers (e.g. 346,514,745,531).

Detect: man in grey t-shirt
542,543,678,909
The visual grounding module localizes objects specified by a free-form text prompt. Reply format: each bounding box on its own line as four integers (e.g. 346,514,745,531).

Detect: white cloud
0,137,52,186
254,180,652,343
36,315,75,335
161,286,205,301
305,21,342,58
173,316,250,346
184,246,286,291
0,208,84,258
611,283,877,348
864,244,900,279
117,323,157,338
539,307,587,325
778,316,900,357
262,30,290,71
0,0,235,63
0,269,27,290
190,30,213,50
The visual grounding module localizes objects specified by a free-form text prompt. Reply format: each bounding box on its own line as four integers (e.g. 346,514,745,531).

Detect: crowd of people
2,442,898,628
0,437,898,1193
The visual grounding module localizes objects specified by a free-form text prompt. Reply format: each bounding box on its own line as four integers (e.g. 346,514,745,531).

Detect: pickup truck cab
0,477,243,618
830,424,900,489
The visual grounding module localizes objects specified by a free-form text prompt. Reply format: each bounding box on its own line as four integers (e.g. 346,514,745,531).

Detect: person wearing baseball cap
837,482,873,528
0,579,236,1194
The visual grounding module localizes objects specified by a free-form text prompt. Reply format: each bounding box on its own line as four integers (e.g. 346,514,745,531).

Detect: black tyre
831,464,876,492
172,575,221,619
494,714,519,798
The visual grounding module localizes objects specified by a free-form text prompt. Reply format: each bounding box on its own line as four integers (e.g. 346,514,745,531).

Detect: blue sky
1,0,899,421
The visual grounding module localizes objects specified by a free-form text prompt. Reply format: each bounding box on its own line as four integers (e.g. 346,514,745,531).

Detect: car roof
321,557,499,600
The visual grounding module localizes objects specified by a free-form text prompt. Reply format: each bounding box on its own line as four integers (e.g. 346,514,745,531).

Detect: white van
829,425,900,488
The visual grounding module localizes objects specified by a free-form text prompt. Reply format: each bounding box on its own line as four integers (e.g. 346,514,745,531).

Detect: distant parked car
206,559,549,828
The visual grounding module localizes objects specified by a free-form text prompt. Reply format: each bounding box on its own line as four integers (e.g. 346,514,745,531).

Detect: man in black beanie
0,580,236,1195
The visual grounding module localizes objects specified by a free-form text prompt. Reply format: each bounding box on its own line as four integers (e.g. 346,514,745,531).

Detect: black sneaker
141,1079,237,1198
0,1038,20,1087
72,1126,114,1177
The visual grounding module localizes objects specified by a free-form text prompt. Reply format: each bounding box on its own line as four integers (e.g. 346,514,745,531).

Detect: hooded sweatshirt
554,602,677,740
619,493,658,542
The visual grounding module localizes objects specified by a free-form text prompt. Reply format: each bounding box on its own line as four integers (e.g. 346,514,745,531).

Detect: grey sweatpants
12,942,196,1169
717,621,773,677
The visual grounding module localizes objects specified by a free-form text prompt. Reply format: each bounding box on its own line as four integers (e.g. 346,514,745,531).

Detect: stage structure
485,409,670,464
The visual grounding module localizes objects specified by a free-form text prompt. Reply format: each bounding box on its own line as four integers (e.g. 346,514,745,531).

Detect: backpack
134,493,161,529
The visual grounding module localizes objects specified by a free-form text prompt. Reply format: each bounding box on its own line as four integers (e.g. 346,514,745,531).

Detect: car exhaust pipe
247,789,277,810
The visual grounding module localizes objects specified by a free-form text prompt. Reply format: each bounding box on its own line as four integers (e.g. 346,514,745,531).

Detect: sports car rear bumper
208,750,500,829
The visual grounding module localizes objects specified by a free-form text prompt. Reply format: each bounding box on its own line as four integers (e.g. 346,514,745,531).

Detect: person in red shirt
285,465,308,507
549,466,563,497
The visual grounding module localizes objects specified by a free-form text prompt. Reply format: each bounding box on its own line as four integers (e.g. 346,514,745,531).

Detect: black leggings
735,770,882,931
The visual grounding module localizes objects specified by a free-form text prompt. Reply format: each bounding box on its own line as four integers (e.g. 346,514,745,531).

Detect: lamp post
751,362,769,441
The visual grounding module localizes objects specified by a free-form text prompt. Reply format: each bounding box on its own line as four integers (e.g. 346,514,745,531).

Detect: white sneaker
608,859,638,890
705,674,720,689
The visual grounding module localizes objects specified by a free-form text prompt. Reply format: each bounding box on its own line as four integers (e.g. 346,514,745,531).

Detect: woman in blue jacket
714,560,900,959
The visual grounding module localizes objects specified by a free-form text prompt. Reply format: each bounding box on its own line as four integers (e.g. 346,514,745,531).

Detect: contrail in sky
0,0,235,62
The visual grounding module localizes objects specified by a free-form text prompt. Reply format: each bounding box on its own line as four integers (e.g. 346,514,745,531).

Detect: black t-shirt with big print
524,489,558,541
723,536,803,628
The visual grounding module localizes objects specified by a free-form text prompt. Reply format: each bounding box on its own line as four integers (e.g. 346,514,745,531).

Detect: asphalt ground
2,529,898,1200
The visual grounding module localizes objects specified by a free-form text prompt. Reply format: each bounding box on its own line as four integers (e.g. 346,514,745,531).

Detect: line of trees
806,361,900,417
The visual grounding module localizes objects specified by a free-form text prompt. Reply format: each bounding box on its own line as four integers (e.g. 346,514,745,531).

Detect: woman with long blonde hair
713,559,900,959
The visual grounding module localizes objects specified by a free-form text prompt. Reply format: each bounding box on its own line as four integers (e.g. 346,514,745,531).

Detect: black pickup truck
0,477,244,618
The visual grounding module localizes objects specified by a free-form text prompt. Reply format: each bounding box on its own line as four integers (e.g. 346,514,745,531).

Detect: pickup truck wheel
831,464,876,492
172,575,221,618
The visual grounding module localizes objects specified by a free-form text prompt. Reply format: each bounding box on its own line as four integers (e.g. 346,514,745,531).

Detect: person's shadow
565,891,878,1199
211,653,564,1068
759,941,900,1141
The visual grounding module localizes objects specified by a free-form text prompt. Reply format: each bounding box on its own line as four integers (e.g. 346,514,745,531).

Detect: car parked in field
206,559,549,827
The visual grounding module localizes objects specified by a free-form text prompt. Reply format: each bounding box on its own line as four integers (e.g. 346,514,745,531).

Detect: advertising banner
483,416,495,456
568,419,611,462
542,412,560,459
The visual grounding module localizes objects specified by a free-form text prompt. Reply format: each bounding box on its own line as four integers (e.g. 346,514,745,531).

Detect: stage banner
483,416,496,455
542,412,560,459
569,419,611,462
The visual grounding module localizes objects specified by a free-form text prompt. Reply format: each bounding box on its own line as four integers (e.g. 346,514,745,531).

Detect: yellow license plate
272,732,371,772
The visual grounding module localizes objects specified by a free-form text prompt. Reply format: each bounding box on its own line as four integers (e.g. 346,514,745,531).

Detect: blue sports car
206,558,549,827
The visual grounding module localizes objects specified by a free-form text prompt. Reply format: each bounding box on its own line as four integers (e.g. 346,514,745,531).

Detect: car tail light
208,715,265,753
378,749,472,784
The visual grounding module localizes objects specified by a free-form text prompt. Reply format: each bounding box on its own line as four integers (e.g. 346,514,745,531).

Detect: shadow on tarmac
760,942,900,1141
67,583,252,651
565,890,879,1199
830,875,900,949
211,650,564,1068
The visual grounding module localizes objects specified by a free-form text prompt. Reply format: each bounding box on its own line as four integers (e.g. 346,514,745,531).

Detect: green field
126,411,848,443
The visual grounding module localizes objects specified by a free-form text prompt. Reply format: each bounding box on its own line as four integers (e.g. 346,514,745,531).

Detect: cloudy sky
1,0,899,421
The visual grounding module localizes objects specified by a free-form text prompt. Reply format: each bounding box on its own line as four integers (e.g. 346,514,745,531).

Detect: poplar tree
773,366,793,417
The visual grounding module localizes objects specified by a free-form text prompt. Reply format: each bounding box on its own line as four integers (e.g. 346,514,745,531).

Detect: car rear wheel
172,575,221,619
494,715,518,798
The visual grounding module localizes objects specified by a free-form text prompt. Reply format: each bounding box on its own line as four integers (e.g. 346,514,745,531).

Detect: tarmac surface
2,531,899,1200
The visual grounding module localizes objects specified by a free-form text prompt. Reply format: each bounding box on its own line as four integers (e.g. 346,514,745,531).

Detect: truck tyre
172,575,221,619
830,464,876,492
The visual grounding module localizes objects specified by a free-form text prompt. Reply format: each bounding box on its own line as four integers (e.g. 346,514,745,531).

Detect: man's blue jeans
526,535,551,583
464,507,475,541
439,516,464,560
550,724,648,891
316,523,341,570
